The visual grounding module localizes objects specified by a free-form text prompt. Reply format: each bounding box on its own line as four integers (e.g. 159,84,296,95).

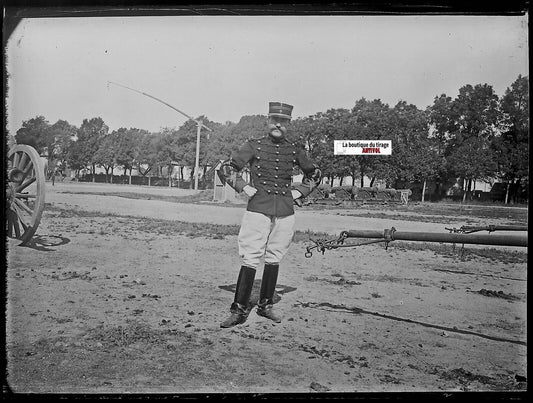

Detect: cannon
305,225,528,257
6,144,46,244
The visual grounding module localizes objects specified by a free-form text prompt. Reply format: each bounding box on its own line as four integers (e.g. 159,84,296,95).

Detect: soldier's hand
291,189,303,200
243,185,257,198
310,167,322,183
292,189,304,207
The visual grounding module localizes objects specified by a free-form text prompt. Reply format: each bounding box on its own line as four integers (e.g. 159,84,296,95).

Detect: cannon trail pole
107,81,212,190
446,224,529,234
341,229,527,247
305,226,527,257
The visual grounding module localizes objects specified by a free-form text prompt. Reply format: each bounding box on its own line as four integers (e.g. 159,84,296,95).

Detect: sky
5,14,529,136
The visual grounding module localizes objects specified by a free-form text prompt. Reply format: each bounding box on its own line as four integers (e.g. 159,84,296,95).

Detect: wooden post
505,181,510,204
194,120,202,191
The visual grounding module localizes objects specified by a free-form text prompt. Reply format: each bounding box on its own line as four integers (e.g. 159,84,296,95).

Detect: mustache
268,124,287,134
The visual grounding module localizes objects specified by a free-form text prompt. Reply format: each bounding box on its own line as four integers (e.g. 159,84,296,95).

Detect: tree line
11,75,528,203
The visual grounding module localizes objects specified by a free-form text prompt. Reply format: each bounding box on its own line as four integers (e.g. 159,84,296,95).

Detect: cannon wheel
6,144,46,244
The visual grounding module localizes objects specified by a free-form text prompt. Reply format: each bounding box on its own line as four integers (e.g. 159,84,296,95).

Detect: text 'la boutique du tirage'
333,140,392,155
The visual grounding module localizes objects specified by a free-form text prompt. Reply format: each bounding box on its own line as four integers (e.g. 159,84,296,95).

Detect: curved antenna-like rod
107,81,213,132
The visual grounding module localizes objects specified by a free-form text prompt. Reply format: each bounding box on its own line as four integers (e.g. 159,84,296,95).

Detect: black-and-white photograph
4,5,528,396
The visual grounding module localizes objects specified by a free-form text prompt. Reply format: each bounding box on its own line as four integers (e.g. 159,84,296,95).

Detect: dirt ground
5,181,528,394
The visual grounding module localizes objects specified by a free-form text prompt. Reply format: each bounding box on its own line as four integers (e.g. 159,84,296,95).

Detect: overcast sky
5,14,529,135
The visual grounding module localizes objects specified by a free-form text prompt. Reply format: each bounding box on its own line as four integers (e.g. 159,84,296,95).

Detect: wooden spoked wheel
6,144,46,244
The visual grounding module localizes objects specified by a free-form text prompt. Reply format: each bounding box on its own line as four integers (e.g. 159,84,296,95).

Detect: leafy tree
76,117,109,181
290,115,338,185
491,75,529,203
291,114,324,183
172,118,205,188
145,119,199,187
426,95,457,197
351,98,391,187
427,94,456,154
319,109,356,186
428,84,501,200
185,117,223,187
446,135,497,194
204,121,237,166
94,131,118,182
114,128,147,184
229,115,269,145
135,132,158,183
153,128,178,186
289,116,319,154
48,119,77,174
14,116,51,155
209,115,268,158
66,138,87,179
385,101,441,200
201,115,267,187
454,84,500,140
447,84,500,200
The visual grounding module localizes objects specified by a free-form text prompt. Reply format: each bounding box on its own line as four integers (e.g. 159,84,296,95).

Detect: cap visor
268,113,291,119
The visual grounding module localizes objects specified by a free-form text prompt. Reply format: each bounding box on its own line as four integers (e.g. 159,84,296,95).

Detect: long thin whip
107,81,213,132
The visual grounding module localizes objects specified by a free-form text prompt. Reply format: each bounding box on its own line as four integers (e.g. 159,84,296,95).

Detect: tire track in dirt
295,301,527,346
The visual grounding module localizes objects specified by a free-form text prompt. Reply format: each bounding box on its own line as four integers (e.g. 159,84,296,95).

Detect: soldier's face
268,116,290,138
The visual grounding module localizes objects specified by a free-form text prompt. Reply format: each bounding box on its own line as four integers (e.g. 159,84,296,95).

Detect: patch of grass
337,211,471,224
439,368,498,387
302,201,528,223
45,205,126,219
88,321,167,347
57,189,240,206
303,275,361,286
44,205,240,239
132,219,240,238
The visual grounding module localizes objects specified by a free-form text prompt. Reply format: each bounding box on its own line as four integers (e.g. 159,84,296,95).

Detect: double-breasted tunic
229,135,316,217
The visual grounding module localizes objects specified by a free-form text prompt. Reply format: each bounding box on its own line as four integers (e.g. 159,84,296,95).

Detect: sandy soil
5,181,528,394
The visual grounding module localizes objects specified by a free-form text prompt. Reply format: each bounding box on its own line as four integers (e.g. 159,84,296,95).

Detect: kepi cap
268,102,293,119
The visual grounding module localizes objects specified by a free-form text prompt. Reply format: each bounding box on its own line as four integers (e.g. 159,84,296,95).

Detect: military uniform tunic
229,135,316,217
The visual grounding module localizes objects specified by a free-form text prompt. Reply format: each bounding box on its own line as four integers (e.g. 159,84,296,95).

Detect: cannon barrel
343,229,527,247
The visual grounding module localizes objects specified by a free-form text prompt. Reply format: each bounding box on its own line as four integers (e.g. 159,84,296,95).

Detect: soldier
217,101,321,328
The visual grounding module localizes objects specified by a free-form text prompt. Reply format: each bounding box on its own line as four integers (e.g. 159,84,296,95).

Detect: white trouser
238,211,295,269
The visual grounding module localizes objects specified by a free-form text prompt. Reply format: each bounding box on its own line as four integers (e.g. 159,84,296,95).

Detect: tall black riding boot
220,265,256,328
257,263,282,323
